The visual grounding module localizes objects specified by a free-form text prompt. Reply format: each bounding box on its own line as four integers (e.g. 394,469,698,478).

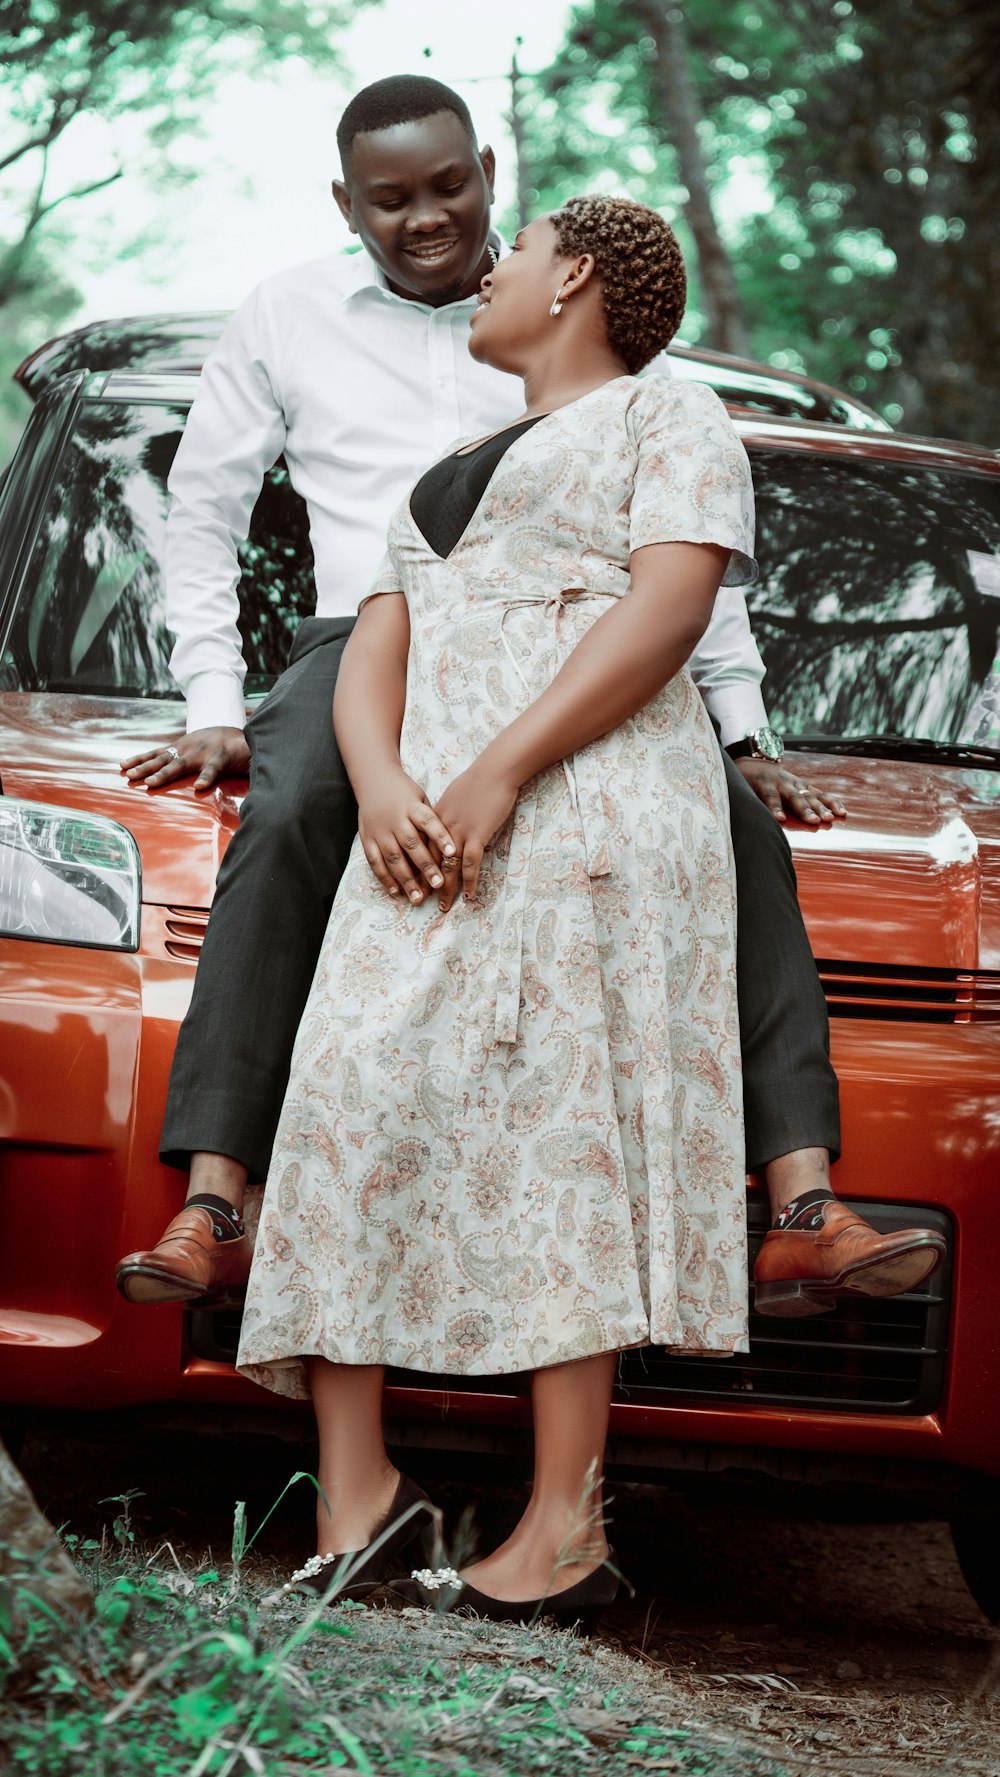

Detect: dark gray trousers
161,619,358,1182
161,618,840,1182
722,748,840,1167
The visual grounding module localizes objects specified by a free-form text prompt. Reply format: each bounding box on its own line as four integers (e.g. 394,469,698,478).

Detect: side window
234,463,315,695
1,399,315,699
749,451,1000,744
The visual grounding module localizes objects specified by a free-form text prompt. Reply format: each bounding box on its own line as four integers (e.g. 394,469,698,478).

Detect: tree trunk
632,0,752,356
508,49,533,232
0,1438,92,1634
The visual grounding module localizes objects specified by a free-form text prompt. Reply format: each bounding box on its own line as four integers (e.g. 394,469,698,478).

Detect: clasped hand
360,762,518,912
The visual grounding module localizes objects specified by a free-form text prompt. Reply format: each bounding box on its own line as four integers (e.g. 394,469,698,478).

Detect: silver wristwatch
726,726,785,762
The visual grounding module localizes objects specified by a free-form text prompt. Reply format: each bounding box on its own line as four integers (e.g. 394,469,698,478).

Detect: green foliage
2,2,368,162
230,1469,329,1580
0,1,369,292
519,0,998,444
0,267,78,470
99,1489,145,1551
0,0,374,462
0,1512,785,1777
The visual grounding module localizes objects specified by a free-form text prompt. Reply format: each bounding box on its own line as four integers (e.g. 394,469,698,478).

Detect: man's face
332,110,495,307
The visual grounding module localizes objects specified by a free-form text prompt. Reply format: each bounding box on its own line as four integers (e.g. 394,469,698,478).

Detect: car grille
612,1199,950,1415
160,920,1000,1026
818,960,1000,1022
162,905,210,962
190,1198,950,1418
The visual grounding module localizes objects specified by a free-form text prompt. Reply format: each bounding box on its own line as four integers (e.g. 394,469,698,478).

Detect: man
115,74,945,1316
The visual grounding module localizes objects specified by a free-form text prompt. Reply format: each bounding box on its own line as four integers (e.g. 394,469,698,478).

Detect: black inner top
409,415,546,559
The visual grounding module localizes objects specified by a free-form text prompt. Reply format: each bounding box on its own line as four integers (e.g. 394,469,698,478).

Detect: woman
237,195,756,1621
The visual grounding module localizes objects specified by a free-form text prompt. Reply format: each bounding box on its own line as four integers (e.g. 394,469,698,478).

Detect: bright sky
53,1,578,323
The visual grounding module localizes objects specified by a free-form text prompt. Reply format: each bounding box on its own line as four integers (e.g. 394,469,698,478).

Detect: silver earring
549,289,564,317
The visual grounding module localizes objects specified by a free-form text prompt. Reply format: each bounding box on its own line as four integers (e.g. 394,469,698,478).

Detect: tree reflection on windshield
749,451,1000,744
5,404,1000,750
10,401,177,696
4,399,316,699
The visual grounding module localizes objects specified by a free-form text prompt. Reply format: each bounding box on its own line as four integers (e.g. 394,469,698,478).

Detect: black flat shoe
284,1473,438,1602
392,1549,626,1626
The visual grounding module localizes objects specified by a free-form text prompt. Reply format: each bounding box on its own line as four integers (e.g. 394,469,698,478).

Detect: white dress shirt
166,247,768,744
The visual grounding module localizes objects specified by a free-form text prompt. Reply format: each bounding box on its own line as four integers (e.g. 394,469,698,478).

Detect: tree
0,3,370,311
516,1,724,343
0,250,81,466
0,1437,91,1635
628,0,750,354
506,43,534,232
758,0,1000,442
522,0,998,443
0,1,372,461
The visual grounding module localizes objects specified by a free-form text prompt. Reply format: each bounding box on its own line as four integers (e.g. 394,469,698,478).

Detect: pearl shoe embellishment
284,1550,342,1591
411,1565,460,1590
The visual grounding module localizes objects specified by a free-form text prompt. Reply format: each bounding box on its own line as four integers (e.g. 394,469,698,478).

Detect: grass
0,1488,788,1777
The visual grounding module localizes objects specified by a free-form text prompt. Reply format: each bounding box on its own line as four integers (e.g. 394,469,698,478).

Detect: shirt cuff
702,683,770,752
184,672,248,734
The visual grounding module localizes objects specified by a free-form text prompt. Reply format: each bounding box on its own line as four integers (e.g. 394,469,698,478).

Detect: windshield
3,401,1000,753
0,398,315,700
749,449,1000,748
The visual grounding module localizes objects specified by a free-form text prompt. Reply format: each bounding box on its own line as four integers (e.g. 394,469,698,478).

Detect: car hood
784,749,1000,971
2,697,1000,968
0,693,244,909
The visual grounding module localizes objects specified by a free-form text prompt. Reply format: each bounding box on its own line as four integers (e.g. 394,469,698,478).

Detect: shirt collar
340,232,508,311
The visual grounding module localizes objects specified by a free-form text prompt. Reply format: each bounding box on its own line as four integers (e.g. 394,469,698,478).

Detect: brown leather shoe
754,1200,946,1318
115,1207,251,1306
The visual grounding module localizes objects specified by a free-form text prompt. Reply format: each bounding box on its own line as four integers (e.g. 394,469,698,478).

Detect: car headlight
0,799,140,949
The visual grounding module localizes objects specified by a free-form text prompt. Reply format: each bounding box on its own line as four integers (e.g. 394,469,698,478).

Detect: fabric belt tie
489,591,614,1045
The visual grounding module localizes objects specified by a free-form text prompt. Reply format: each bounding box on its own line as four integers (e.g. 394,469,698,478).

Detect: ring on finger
163,746,179,762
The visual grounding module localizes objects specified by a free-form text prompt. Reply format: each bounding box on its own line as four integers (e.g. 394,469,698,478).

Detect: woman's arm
491,540,727,786
333,593,411,797
334,594,454,903
435,540,728,906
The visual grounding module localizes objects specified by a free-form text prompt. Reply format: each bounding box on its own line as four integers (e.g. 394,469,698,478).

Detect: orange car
1,321,998,1622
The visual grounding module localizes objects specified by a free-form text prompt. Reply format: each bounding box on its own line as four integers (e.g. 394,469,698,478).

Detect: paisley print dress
237,374,758,1396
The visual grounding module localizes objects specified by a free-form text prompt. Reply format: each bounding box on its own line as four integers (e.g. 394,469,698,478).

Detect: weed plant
0,1483,786,1777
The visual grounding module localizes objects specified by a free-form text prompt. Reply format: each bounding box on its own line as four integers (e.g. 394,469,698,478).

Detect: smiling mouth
403,238,461,267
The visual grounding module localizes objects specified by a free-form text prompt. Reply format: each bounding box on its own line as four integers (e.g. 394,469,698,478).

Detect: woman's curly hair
551,195,686,373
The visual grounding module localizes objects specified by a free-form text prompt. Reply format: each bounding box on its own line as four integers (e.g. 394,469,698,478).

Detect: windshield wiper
38,681,184,700
786,733,1000,768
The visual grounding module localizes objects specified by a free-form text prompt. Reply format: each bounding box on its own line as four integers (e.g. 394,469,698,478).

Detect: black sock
773,1187,835,1232
188,1193,245,1241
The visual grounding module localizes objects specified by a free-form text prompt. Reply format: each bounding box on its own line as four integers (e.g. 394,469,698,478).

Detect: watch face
753,727,785,761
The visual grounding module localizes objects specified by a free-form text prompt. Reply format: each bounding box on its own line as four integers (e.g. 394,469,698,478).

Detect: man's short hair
337,75,476,171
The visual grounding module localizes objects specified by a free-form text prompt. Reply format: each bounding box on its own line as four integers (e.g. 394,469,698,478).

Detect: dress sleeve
357,547,405,612
628,378,757,588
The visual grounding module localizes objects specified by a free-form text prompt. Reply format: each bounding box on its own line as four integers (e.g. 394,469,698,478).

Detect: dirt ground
604,1485,999,1776
17,1422,1000,1777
